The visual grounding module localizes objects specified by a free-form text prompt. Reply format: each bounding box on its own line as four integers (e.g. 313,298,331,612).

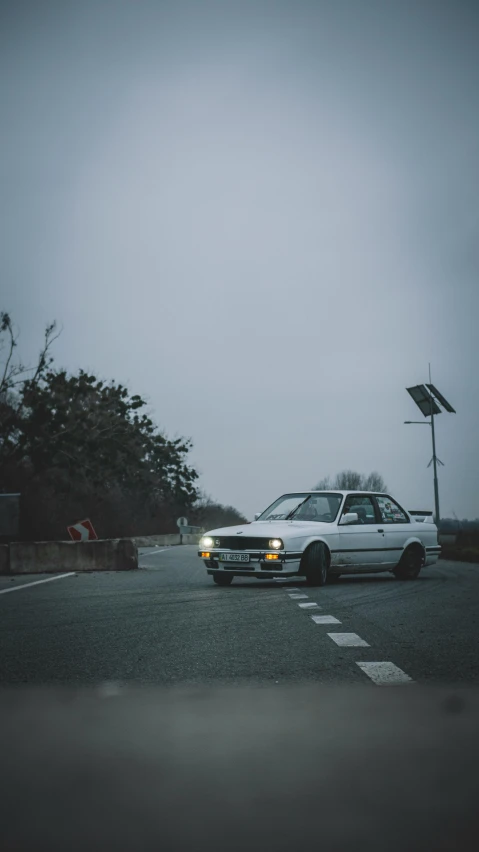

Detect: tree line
0,313,246,540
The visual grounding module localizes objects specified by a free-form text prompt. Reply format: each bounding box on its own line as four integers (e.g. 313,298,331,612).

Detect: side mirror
254,513,261,521
339,512,359,526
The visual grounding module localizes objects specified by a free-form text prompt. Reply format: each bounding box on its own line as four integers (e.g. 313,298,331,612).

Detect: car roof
291,490,388,496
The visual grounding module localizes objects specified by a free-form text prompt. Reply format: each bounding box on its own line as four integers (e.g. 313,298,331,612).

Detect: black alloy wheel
303,542,329,587
393,547,422,581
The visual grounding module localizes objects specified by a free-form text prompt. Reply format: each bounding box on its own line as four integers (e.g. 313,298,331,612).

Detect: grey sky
1,0,478,520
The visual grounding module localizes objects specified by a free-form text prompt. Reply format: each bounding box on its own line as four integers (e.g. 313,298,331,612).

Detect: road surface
2,549,479,852
1,546,478,687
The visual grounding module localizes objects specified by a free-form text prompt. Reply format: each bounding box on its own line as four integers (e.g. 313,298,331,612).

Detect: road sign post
176,517,202,542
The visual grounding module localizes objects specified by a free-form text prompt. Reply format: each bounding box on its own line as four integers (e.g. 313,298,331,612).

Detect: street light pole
405,365,454,528
404,415,440,523
428,364,440,526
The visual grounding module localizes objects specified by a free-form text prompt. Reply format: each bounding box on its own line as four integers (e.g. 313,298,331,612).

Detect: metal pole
429,363,440,525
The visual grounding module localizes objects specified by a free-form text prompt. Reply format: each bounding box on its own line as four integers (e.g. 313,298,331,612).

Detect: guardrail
438,534,457,545
438,531,479,563
133,533,202,547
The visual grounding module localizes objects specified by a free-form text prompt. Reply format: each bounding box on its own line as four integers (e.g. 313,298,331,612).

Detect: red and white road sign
67,519,98,541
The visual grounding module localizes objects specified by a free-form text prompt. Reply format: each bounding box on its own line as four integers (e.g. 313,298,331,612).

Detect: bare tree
0,313,59,396
334,470,364,490
313,469,388,492
314,476,332,490
0,314,60,465
362,471,388,492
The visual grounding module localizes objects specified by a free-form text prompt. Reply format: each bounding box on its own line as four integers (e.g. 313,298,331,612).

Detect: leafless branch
0,314,18,393
0,318,61,463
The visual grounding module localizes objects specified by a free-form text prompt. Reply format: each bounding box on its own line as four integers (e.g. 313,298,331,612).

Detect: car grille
213,537,272,551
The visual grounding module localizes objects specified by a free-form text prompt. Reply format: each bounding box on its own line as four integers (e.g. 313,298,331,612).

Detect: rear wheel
393,547,422,581
303,542,329,587
213,573,233,586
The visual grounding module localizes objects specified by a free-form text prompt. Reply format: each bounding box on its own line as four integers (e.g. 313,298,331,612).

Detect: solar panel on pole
426,384,456,414
405,371,456,528
406,385,441,417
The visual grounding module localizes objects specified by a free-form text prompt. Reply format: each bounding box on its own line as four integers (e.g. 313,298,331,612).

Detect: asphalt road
1,546,478,686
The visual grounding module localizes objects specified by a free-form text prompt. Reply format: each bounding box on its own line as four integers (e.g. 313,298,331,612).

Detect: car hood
202,521,334,540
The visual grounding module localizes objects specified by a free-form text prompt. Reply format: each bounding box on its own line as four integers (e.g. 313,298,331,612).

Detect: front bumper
198,549,302,577
206,568,300,578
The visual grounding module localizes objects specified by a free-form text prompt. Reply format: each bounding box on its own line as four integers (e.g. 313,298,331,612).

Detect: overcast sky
1,0,478,520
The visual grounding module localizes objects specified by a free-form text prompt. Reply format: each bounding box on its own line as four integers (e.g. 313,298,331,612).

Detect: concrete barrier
8,539,138,575
0,544,9,575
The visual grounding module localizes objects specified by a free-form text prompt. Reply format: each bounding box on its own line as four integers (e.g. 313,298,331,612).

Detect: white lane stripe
327,632,370,647
298,602,320,609
288,593,309,599
140,549,168,557
0,573,75,595
357,662,414,685
311,615,341,624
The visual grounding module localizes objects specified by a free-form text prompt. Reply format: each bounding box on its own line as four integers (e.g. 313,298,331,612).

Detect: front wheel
393,547,422,581
213,573,233,586
303,542,329,587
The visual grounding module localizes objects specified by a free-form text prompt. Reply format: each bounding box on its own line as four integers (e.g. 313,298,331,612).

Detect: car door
337,494,386,570
373,495,412,565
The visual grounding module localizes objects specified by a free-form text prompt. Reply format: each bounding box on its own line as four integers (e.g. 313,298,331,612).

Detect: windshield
256,493,343,522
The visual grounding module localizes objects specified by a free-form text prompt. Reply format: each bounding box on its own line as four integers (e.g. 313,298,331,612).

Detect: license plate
219,552,250,563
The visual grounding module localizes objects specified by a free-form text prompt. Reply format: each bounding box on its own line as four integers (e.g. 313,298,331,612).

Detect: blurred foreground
1,685,478,851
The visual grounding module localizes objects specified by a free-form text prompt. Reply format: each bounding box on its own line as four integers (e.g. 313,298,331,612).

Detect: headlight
269,538,283,549
200,536,214,548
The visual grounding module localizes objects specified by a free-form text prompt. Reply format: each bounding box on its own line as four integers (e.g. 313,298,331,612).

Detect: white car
198,490,441,586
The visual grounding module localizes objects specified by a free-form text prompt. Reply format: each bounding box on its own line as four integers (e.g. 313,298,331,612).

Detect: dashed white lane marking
327,632,370,647
311,614,341,624
357,661,414,685
0,573,75,595
288,593,309,600
298,602,320,609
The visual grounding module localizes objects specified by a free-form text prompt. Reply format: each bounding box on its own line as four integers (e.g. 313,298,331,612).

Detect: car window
376,495,409,524
342,495,377,524
257,493,343,522
258,494,309,521
295,495,341,521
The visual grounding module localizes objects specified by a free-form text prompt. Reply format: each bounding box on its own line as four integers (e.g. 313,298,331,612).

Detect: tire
213,573,233,586
393,547,422,581
303,542,329,587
